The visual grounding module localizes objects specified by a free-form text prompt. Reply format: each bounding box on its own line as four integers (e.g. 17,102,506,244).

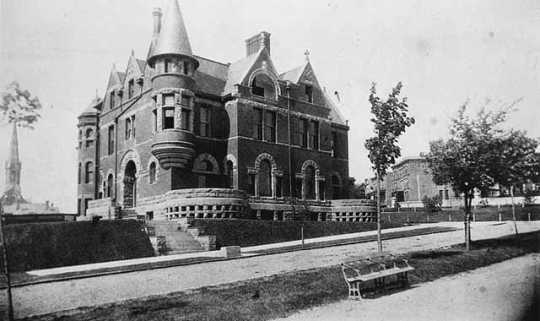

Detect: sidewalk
11,222,460,286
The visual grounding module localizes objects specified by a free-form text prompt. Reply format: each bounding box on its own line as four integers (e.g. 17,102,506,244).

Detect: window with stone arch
304,165,316,200
250,73,276,99
258,159,272,197
149,162,157,184
85,161,94,184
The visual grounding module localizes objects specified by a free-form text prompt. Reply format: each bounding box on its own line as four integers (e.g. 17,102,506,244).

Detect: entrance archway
123,161,137,208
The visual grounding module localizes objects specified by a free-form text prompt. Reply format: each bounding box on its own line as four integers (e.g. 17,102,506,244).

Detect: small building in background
365,155,540,209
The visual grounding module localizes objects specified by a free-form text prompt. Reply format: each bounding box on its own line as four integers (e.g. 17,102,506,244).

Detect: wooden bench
341,255,414,300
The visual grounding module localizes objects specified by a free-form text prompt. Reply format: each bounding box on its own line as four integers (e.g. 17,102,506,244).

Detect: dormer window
251,78,265,97
251,74,276,99
305,85,313,103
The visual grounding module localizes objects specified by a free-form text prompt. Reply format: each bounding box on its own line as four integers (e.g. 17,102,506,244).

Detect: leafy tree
0,81,42,127
426,102,538,250
365,82,415,253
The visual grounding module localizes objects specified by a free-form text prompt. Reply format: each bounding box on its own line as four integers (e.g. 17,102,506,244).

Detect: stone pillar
271,173,276,198
156,94,163,133
256,209,261,220
254,173,259,197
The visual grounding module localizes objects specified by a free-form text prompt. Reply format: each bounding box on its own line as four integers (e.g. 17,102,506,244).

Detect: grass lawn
22,231,540,321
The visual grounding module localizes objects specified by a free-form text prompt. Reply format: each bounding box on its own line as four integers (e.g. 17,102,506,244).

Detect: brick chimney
245,31,271,56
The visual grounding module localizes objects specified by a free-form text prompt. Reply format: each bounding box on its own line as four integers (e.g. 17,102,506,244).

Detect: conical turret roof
148,0,195,64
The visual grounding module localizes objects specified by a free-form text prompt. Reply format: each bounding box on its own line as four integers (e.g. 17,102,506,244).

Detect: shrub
422,195,442,212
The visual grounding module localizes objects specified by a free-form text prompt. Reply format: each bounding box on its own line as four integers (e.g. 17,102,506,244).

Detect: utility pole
0,204,14,321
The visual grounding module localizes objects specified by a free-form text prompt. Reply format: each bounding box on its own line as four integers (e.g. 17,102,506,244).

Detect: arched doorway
304,165,316,200
123,161,137,208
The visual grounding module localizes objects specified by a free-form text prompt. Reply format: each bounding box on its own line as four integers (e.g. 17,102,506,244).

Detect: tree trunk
510,185,518,235
376,172,383,253
464,193,471,251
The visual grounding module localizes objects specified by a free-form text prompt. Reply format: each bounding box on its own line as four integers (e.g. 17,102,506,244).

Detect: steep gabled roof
222,52,260,95
323,88,347,126
193,55,228,96
280,61,321,89
222,48,278,95
136,59,146,74
280,65,305,83
106,65,125,90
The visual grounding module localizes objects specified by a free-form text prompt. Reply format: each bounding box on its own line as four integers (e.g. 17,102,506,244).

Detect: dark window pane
305,85,313,103
163,108,175,129
254,108,263,140
258,160,272,196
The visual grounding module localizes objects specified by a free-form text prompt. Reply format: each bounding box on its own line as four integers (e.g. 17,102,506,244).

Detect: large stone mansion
78,0,374,222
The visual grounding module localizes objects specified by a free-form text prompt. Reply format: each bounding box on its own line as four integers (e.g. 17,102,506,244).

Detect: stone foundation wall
87,189,377,223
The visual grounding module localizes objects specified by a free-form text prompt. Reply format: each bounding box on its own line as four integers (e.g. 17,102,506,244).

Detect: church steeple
2,122,25,205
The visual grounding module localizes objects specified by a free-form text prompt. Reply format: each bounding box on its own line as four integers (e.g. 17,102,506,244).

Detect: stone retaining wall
87,189,377,222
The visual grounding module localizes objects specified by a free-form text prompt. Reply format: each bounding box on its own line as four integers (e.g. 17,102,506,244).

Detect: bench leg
349,281,363,300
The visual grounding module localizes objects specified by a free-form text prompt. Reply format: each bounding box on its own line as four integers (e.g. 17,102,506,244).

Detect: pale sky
1,0,539,212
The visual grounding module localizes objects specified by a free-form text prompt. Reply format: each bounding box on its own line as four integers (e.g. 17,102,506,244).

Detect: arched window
78,163,82,184
107,174,113,198
251,74,276,99
304,166,316,200
85,162,93,184
258,159,272,197
149,162,156,184
332,174,341,199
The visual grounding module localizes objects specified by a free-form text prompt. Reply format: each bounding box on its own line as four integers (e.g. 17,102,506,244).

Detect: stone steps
148,221,206,254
